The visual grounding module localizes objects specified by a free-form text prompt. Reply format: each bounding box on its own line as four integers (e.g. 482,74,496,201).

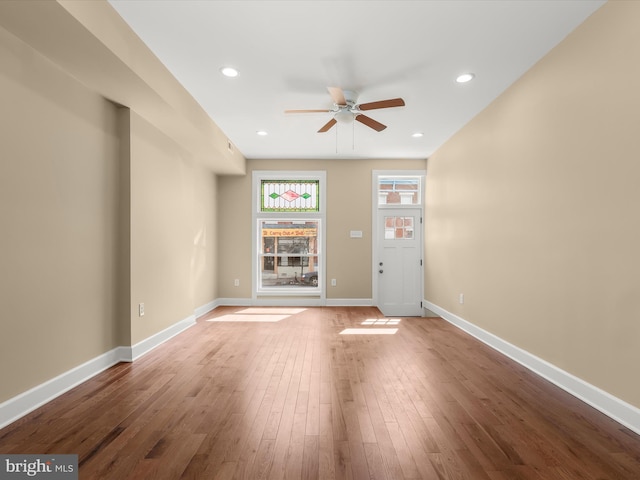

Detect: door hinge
420,259,423,266
420,216,423,224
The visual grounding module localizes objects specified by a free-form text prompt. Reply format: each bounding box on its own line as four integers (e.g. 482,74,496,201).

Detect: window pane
262,236,275,254
276,237,313,254
259,221,319,289
378,176,420,205
384,216,415,240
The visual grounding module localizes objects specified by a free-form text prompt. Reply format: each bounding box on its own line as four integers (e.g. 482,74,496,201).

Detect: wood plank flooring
1,306,639,479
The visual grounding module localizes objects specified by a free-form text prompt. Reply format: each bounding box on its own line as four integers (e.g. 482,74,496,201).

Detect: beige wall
0,26,122,400
425,0,640,408
0,21,221,402
217,158,426,300
129,112,219,344
193,166,219,310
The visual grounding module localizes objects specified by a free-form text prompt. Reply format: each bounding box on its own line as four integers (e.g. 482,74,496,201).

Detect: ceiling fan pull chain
352,120,355,150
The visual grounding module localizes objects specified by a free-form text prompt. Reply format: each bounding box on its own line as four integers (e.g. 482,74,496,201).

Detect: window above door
377,175,421,206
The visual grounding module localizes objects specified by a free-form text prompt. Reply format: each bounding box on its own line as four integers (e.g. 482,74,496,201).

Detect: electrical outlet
331,278,337,287
459,293,464,304
139,303,145,316
234,279,240,287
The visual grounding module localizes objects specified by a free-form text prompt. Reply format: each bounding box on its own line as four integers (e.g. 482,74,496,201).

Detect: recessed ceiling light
456,73,475,83
256,130,268,136
220,66,239,78
412,132,424,138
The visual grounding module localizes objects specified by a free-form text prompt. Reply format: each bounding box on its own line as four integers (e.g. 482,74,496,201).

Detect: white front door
376,208,423,316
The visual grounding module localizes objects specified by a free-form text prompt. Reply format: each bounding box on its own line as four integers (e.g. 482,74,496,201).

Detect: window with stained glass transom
253,171,325,297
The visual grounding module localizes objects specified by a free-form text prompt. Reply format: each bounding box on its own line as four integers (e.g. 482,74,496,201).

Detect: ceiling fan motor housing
342,90,358,104
333,90,358,122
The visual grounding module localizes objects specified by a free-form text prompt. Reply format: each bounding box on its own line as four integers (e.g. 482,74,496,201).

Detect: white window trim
252,171,327,302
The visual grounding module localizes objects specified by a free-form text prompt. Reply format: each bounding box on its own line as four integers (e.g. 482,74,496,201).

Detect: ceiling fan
285,87,405,133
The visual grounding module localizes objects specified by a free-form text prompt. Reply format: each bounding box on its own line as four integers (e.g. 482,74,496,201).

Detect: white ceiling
108,0,605,161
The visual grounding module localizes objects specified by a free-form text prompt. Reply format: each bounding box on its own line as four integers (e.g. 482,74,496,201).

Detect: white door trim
371,170,426,314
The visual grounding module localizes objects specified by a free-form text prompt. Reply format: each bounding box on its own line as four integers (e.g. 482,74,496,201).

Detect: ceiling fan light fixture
220,66,239,78
334,109,354,124
456,73,475,83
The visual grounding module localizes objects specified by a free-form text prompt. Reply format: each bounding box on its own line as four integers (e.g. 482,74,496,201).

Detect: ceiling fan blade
355,114,387,132
327,87,347,106
285,109,332,114
357,98,405,111
318,118,337,133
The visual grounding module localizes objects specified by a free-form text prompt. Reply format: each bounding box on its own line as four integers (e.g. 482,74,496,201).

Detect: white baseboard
194,299,219,319
0,347,127,430
123,314,196,362
215,297,253,307
254,297,324,306
423,300,640,436
218,297,322,307
326,298,373,307
0,314,196,430
215,297,373,307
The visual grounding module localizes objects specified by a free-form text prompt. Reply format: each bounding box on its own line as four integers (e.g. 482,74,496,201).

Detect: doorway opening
372,171,425,316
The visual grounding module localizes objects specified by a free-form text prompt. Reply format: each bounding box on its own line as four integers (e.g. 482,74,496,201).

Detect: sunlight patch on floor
206,307,307,323
361,318,401,326
236,308,307,315
339,328,398,335
207,314,290,323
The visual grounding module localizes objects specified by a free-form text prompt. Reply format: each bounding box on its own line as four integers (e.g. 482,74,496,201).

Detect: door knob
379,269,384,274
379,262,383,266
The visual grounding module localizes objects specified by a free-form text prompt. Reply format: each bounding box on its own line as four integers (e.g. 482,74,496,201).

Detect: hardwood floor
1,306,639,479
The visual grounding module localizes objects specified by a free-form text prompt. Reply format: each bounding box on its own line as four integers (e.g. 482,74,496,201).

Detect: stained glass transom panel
261,180,319,212
384,216,414,240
